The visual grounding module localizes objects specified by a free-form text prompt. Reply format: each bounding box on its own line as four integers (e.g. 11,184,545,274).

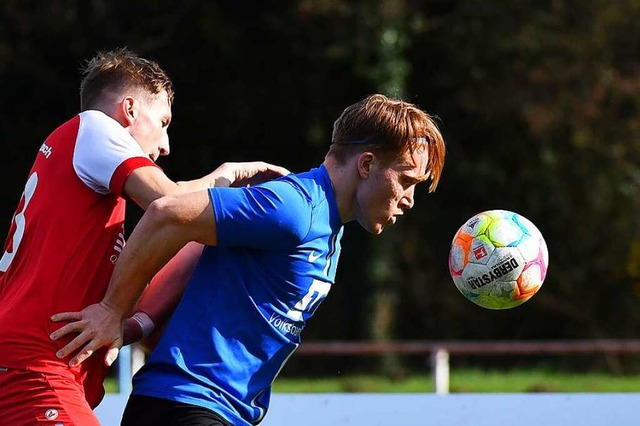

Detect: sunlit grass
448,369,640,393
272,369,640,393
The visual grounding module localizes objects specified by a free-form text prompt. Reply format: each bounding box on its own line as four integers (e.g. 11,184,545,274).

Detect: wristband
131,312,155,338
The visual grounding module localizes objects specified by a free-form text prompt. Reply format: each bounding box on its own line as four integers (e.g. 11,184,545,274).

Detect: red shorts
0,365,100,425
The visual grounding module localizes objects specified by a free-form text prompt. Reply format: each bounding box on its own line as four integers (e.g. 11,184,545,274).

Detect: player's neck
323,158,356,224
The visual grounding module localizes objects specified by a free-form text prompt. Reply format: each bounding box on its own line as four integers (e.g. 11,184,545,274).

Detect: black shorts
121,394,231,426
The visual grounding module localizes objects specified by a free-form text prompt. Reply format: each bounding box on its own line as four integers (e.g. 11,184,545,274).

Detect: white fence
296,340,640,394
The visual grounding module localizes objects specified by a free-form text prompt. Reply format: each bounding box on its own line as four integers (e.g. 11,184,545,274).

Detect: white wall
96,393,640,426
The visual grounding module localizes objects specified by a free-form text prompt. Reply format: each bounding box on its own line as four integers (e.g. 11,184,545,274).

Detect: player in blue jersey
51,94,446,425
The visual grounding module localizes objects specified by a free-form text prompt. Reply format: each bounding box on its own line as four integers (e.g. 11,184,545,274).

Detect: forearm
102,205,192,317
175,162,252,190
133,242,203,321
103,192,216,318
126,162,288,210
175,175,225,192
123,241,203,346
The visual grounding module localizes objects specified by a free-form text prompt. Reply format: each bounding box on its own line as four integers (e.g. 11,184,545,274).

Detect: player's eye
401,176,419,189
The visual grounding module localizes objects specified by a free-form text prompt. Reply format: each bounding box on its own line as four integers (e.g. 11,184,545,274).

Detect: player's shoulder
77,110,131,142
274,166,330,206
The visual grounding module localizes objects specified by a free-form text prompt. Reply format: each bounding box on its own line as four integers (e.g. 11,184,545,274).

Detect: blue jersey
131,165,344,425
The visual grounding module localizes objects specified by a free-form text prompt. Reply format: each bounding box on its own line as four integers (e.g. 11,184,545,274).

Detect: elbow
148,193,212,236
145,191,215,246
146,196,184,228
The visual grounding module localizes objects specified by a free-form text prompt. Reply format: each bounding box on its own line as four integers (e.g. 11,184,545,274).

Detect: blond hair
80,48,174,110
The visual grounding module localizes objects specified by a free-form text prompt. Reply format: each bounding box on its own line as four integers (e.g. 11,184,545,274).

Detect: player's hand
50,302,124,367
213,161,290,188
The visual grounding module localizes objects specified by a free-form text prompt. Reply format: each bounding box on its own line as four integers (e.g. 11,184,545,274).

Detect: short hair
79,48,174,111
329,94,446,192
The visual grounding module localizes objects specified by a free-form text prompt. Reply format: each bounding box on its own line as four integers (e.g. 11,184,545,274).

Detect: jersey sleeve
209,179,313,249
73,111,159,196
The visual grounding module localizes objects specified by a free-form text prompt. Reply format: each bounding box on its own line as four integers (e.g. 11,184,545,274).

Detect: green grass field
271,369,640,393
273,369,640,393
106,369,640,393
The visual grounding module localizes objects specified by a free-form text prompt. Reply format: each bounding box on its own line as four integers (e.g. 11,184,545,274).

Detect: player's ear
357,152,375,179
121,97,136,125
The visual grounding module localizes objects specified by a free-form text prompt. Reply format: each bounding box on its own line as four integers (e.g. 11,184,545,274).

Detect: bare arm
122,242,204,346
50,161,286,361
50,190,216,366
104,191,216,315
125,161,289,209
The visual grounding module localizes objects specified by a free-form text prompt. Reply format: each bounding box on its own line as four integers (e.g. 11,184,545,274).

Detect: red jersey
0,110,157,407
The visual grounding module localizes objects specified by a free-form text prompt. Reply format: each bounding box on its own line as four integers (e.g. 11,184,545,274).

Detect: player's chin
374,217,398,233
358,218,386,235
369,223,386,235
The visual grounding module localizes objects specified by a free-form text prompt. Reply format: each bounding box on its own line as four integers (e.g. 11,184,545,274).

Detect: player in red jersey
0,48,287,425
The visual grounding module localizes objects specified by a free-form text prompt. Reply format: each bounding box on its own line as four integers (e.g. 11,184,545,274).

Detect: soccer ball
448,210,549,309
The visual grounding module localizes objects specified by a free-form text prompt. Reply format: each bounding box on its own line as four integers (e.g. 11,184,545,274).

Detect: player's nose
400,187,415,210
159,137,170,156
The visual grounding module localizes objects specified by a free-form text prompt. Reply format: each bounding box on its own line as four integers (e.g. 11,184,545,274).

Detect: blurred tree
403,0,640,363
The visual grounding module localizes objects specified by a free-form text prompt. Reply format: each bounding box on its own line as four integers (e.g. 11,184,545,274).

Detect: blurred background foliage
2,0,640,373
